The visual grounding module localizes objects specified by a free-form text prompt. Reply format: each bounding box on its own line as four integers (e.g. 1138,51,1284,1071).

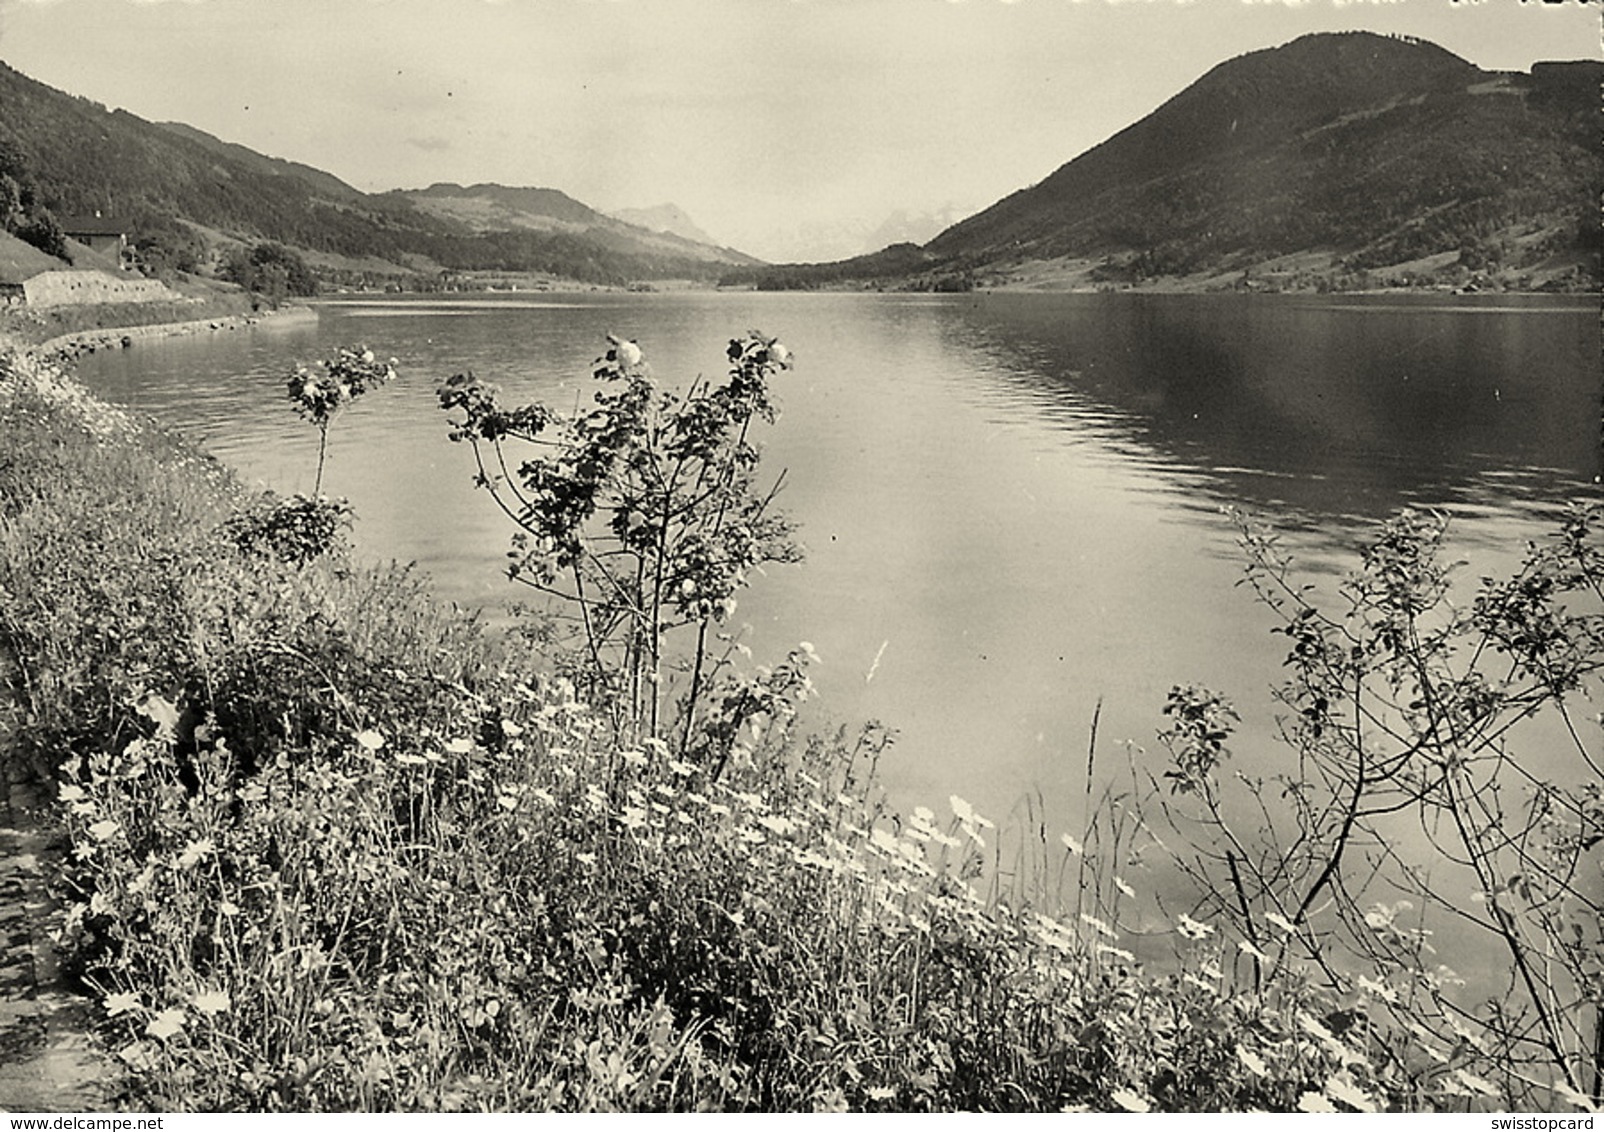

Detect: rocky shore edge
30,305,318,365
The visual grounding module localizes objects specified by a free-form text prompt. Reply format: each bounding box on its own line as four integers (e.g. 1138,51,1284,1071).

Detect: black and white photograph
0,0,1599,1116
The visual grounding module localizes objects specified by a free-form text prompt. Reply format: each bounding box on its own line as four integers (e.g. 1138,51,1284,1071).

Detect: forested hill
0,60,756,288
734,32,1602,292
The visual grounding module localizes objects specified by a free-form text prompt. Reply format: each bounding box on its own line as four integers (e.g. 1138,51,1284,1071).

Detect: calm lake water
74,291,1601,953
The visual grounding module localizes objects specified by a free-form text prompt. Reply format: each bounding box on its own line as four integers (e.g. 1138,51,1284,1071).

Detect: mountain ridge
0,60,761,289
731,31,1602,292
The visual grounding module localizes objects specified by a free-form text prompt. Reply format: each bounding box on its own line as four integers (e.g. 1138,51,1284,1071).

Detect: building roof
57,215,127,237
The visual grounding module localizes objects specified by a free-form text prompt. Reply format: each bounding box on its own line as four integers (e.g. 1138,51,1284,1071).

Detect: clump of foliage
219,491,354,566
1133,507,1604,1110
288,344,396,495
438,333,802,760
0,139,68,260
220,241,319,306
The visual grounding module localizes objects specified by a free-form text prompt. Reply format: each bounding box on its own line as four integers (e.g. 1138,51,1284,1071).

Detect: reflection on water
940,293,1599,529
73,290,1599,826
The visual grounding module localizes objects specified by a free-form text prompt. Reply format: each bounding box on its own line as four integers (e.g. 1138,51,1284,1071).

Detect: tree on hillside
220,241,318,304
0,144,70,261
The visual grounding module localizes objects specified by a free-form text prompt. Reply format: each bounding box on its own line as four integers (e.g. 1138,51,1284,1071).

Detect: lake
73,290,1600,954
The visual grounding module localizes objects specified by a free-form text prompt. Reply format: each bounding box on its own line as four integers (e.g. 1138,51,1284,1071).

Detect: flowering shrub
439,333,801,758
287,345,396,494
1144,506,1604,1111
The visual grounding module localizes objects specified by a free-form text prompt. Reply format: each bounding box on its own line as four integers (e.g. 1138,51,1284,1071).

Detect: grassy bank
0,346,1593,1112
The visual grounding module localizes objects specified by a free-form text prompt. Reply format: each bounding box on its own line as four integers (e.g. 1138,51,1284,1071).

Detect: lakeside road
0,346,124,1111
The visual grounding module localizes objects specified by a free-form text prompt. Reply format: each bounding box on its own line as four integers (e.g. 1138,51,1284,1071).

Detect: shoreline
25,303,318,364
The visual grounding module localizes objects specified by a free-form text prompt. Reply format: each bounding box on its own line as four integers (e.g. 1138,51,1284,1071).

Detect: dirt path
0,760,117,1111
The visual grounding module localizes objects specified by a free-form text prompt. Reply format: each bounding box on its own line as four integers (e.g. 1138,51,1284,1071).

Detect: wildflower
176,839,215,869
1114,876,1136,899
1297,1092,1336,1114
445,737,475,754
104,991,141,1017
530,787,556,807
118,1042,157,1072
621,749,648,767
395,752,429,766
620,807,649,830
667,758,697,777
1324,1075,1377,1113
145,1010,187,1040
355,729,385,751
192,989,231,1015
58,782,87,803
1079,913,1117,939
1060,833,1083,854
1236,1047,1268,1077
757,814,797,836
1110,1089,1151,1113
1175,912,1213,939
866,1085,896,1102
949,794,975,823
1096,944,1135,963
1265,910,1297,933
575,852,597,866
87,819,120,842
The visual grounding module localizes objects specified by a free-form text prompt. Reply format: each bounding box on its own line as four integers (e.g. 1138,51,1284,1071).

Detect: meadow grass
0,346,1571,1112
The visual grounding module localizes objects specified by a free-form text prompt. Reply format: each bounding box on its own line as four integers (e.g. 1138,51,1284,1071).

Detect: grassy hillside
0,61,756,289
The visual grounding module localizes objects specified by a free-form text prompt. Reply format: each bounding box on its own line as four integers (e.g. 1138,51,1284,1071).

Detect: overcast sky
0,0,1597,262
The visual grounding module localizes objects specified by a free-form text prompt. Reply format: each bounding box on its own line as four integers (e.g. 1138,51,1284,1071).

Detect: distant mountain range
0,60,759,289
606,203,721,248
0,31,1598,294
729,32,1603,291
